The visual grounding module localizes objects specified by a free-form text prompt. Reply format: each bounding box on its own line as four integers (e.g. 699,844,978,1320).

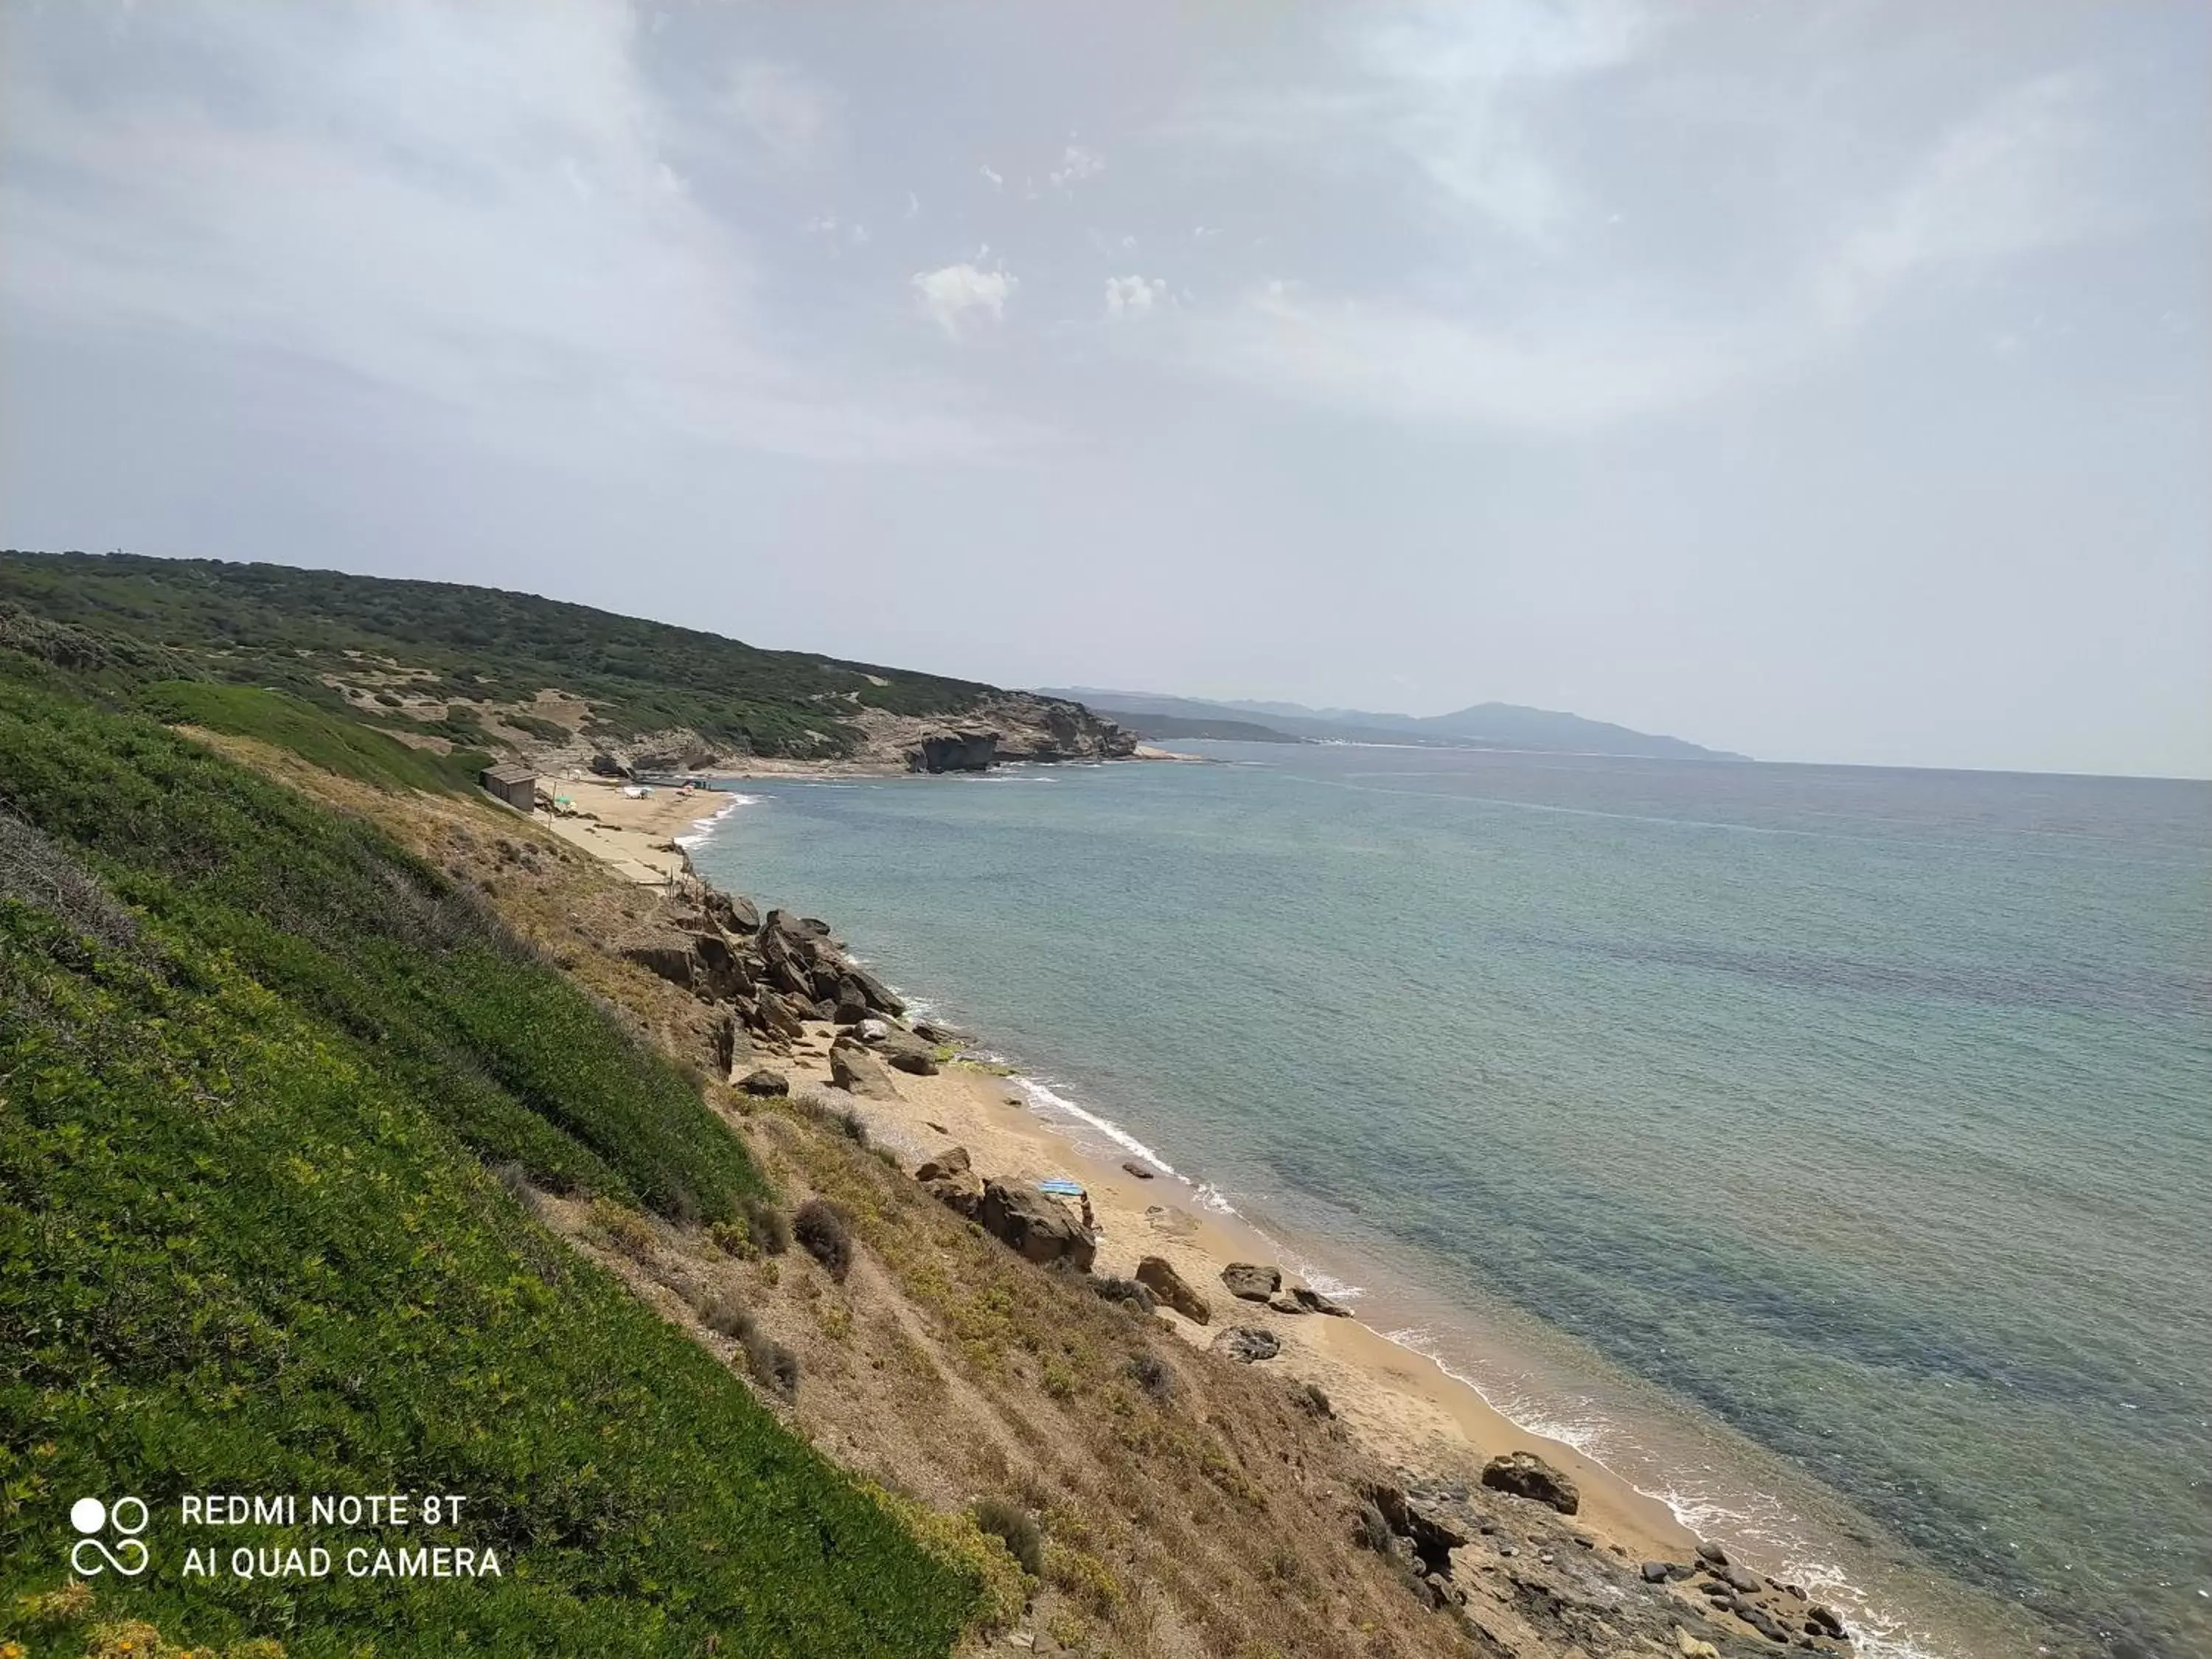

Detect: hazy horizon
4,2,2206,778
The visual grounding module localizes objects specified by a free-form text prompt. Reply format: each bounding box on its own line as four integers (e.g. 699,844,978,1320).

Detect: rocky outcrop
1288,1286,1352,1317
712,1011,753,1080
703,888,759,934
977,1180,1094,1271
1222,1262,1281,1303
916,1146,984,1218
1362,1482,1472,1578
908,731,998,773
736,1068,789,1097
858,694,1135,773
1480,1451,1581,1516
829,1037,900,1101
1135,1256,1209,1324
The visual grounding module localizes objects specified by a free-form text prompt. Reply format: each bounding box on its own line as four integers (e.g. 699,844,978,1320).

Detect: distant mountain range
1046,689,1745,762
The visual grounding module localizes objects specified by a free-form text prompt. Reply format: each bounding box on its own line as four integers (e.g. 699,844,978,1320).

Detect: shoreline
570,770,2032,1659
795,1036,1701,1564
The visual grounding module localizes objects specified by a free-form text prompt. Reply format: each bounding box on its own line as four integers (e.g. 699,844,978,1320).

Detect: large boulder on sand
1135,1256,1209,1324
1288,1285,1353,1317
1481,1450,1582,1516
1221,1262,1281,1303
976,1180,1094,1271
866,1025,942,1076
829,1037,900,1102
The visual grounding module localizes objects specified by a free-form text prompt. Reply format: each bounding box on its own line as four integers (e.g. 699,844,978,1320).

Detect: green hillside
0,672,978,1655
0,551,993,760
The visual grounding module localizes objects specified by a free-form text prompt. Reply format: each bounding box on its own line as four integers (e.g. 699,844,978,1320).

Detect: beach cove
670,743,2211,1659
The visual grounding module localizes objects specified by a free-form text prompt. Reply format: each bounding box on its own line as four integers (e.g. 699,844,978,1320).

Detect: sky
2,1,2207,776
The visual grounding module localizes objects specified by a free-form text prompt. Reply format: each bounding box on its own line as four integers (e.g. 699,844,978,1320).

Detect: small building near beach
478,762,538,810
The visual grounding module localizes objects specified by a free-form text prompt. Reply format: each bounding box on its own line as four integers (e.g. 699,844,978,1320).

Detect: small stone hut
479,762,538,810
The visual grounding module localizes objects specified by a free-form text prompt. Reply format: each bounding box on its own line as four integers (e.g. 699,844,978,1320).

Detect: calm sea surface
689,743,2212,1659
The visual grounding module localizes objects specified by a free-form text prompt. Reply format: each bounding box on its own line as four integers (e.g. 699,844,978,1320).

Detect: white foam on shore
1005,1071,1182,1175
674,791,757,849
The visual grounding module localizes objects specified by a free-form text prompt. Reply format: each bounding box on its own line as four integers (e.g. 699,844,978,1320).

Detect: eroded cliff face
495,693,1135,777
869,693,1138,773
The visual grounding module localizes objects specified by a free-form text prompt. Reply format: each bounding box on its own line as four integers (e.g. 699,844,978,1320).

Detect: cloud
913,262,1016,338
725,59,839,162
1188,285,1753,431
1815,73,2120,330
1048,145,1105,192
0,1,994,463
1175,69,2140,434
1165,1,1659,251
1103,275,1166,319
979,164,1004,191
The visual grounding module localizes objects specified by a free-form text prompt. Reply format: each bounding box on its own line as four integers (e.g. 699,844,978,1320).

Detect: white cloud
1,4,992,463
725,59,839,163
1815,73,2118,330
1048,144,1104,192
1189,285,1753,431
1103,274,1166,319
904,189,922,220
1175,69,2138,434
979,164,1004,191
912,262,1016,338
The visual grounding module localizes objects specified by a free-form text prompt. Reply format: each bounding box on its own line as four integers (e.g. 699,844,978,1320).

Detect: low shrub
589,1196,658,1261
742,1193,790,1255
970,1498,1044,1578
1124,1351,1174,1402
1044,1543,1124,1618
742,1326,800,1399
793,1197,852,1283
1091,1275,1156,1314
699,1294,748,1339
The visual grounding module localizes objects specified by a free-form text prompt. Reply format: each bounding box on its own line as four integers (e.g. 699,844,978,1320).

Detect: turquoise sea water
688,744,2212,1659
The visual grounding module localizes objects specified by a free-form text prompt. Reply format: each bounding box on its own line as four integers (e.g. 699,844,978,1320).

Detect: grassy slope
0,677,977,1657
0,551,992,758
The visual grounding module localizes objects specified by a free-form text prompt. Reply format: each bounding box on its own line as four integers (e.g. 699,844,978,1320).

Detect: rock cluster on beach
616,879,913,1077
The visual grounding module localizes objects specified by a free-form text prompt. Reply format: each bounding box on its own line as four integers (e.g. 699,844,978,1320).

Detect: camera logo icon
70,1497,150,1577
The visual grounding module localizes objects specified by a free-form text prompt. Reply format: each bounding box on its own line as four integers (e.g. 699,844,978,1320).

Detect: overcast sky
4,1,2206,775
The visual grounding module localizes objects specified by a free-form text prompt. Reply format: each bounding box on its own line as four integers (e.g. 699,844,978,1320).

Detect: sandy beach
765,1020,1697,1570
534,773,742,885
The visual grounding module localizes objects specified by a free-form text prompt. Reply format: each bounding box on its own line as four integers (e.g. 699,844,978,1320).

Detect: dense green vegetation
0,552,992,758
139,680,495,793
0,680,978,1655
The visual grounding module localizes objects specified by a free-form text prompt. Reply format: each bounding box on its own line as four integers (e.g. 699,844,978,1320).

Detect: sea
684,742,2212,1659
